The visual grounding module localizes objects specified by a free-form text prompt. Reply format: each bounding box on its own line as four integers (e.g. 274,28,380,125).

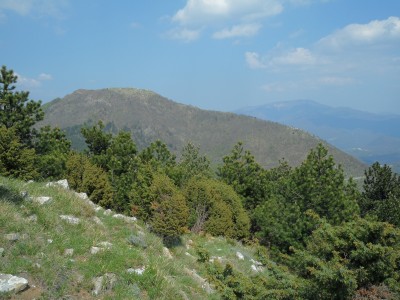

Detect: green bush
0,125,37,180
185,177,250,240
149,173,189,242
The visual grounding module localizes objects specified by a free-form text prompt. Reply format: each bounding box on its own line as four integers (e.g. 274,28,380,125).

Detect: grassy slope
0,176,283,299
39,88,367,177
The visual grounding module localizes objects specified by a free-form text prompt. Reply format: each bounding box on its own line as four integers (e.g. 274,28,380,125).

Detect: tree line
1,65,399,299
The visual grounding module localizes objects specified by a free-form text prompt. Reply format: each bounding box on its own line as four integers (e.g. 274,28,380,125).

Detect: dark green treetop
0,66,44,145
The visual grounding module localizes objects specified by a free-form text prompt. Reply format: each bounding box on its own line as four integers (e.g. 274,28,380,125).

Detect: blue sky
1,0,399,114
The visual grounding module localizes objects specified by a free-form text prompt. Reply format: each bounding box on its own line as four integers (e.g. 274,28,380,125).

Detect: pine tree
149,173,189,243
0,66,44,145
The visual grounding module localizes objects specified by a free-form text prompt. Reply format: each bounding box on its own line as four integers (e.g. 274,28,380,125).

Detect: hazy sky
1,0,399,114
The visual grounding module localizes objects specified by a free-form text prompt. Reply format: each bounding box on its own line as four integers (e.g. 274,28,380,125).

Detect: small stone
46,179,69,189
92,216,104,226
94,206,102,212
185,252,195,259
90,247,101,254
98,241,112,249
103,209,112,216
112,214,136,222
33,263,41,269
4,233,19,241
60,215,80,225
127,266,145,275
26,180,34,184
92,276,103,296
0,274,28,293
26,214,37,222
184,268,213,294
236,251,244,260
31,196,52,205
163,247,173,259
20,191,29,198
47,239,53,244
250,258,262,266
92,273,117,296
251,264,263,272
75,192,88,200
186,239,193,249
64,248,74,256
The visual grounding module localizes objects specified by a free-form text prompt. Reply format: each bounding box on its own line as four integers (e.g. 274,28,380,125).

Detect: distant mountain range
236,100,400,172
39,89,366,176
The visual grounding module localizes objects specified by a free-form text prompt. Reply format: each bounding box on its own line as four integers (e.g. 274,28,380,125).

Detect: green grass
0,175,304,299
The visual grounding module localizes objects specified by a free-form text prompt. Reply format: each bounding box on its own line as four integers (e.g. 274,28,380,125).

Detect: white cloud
167,27,202,42
173,0,283,25
245,47,318,70
0,0,33,16
271,47,317,65
15,72,53,89
319,16,400,49
38,73,52,81
0,0,68,19
213,23,261,39
245,52,267,69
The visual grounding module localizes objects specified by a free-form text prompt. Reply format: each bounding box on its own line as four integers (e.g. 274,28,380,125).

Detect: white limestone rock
163,247,173,259
127,266,146,275
59,215,80,225
0,274,28,293
64,248,74,256
236,251,244,260
92,273,117,296
75,192,88,200
4,233,19,241
46,179,69,189
31,196,52,205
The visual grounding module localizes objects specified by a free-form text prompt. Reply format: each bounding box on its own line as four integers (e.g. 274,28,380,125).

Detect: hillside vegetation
39,88,366,176
2,65,400,299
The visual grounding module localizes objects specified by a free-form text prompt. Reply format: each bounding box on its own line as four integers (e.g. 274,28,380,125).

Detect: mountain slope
40,89,366,176
236,100,400,171
1,176,280,299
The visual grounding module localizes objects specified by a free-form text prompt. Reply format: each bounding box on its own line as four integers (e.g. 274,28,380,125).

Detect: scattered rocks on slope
0,274,29,293
59,215,80,225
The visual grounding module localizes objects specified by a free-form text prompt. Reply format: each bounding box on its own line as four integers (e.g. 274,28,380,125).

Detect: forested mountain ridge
40,88,366,176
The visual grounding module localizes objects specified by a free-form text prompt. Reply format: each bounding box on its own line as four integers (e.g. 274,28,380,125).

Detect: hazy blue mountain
236,100,400,172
